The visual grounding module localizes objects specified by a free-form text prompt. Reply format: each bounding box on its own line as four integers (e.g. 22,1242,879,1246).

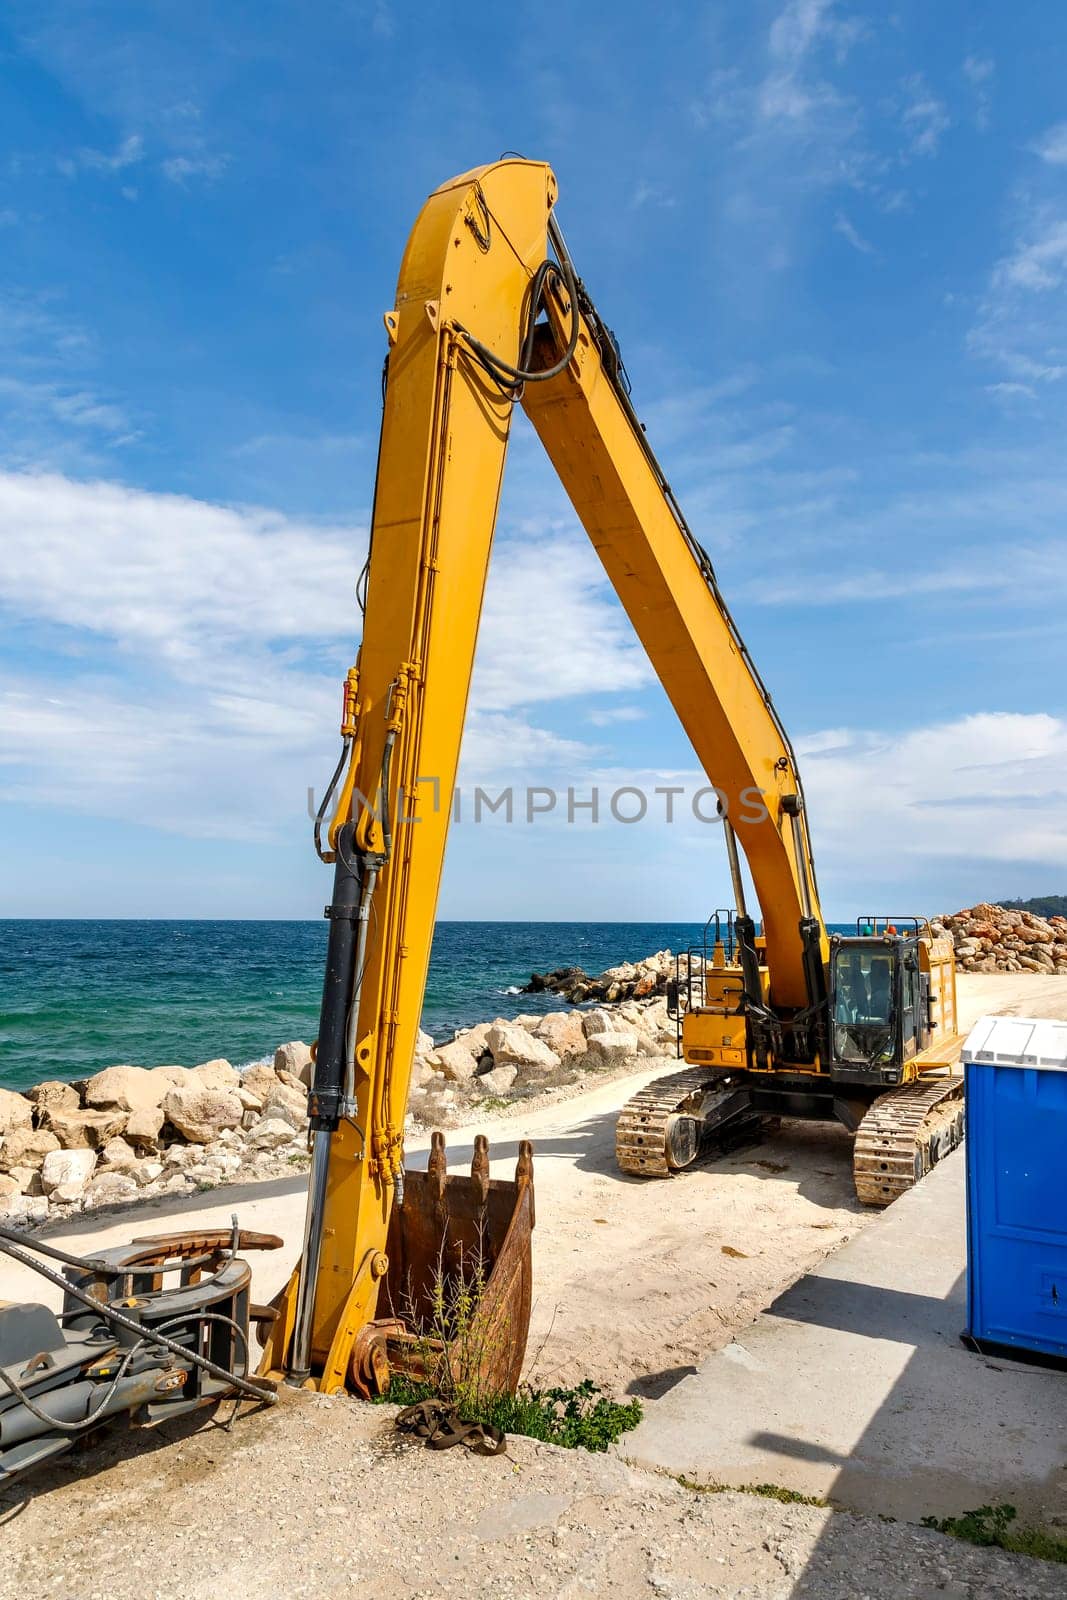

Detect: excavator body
615,912,965,1202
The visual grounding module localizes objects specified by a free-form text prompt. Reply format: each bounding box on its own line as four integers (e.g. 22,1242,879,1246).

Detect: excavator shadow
720,1119,866,1213
416,1113,863,1212
406,1112,622,1179
0,1401,238,1515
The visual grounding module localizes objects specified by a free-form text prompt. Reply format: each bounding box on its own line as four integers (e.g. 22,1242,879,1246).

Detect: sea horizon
0,915,859,1092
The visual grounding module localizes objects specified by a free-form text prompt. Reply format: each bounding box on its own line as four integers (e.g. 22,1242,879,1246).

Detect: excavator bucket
347,1136,535,1399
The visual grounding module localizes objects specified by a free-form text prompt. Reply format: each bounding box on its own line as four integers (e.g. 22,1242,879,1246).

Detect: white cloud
900,74,950,157
995,219,1067,291
0,471,652,841
802,713,1067,883
0,471,360,655
445,713,1067,914
962,54,994,129
457,713,595,784
161,153,228,184
833,210,875,254
586,705,647,727
1033,122,1067,166
471,533,652,712
60,133,144,177
971,210,1067,384
962,55,994,86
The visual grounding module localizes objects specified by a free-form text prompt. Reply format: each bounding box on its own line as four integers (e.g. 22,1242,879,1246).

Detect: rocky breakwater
0,1042,316,1228
524,950,680,1004
934,904,1067,975
0,982,680,1230
408,993,677,1126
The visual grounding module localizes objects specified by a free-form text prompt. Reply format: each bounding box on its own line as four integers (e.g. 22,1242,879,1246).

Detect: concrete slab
624,1150,1067,1526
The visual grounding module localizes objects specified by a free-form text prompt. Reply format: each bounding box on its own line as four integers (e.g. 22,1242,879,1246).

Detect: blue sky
0,0,1064,922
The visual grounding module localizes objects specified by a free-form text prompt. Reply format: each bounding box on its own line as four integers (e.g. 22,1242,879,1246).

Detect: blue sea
0,919,731,1092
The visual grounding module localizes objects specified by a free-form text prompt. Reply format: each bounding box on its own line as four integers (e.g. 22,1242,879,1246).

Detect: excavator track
853,1073,965,1207
615,1067,762,1178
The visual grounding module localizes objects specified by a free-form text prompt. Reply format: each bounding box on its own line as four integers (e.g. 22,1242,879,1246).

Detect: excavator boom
261,158,837,1392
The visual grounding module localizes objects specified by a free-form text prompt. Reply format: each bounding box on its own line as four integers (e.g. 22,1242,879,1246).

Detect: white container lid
963,1014,1067,1071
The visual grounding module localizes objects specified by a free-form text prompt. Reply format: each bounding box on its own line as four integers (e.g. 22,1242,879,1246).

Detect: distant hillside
1002,895,1067,919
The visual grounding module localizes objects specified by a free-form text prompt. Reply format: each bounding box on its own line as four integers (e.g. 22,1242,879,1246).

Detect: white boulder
162,1085,243,1144
536,1011,587,1059
125,1105,166,1149
38,1106,127,1149
191,1058,240,1091
260,1082,307,1131
0,1127,61,1173
27,1080,80,1113
477,1065,518,1097
85,1065,167,1113
0,1088,33,1137
436,1022,492,1082
273,1042,313,1086
241,1062,284,1100
584,1029,640,1066
487,1022,559,1073
251,1117,300,1151
84,1171,139,1209
40,1147,97,1198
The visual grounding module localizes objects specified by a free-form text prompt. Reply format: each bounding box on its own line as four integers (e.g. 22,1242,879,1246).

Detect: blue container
964,1015,1067,1361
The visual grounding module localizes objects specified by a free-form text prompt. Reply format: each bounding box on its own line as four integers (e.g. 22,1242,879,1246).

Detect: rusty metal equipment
267,1134,535,1401
0,1223,281,1487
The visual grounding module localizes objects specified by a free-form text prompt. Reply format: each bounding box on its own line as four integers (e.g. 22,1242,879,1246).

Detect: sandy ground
1,972,1066,1597
4,1394,1066,1600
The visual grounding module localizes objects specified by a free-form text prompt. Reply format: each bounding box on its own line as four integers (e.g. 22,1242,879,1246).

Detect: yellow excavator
0,161,966,1472
252,156,964,1395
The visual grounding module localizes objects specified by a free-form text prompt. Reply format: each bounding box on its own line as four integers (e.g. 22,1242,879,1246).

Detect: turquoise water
0,919,722,1091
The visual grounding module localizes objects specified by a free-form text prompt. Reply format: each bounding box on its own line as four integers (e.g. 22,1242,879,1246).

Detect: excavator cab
829,923,928,1084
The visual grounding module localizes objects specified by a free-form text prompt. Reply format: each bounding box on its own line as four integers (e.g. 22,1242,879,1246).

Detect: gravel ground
1,1393,1062,1600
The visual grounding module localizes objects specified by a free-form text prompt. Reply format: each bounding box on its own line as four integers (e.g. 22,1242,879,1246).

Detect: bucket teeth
471,1134,490,1205
515,1140,534,1227
428,1129,447,1205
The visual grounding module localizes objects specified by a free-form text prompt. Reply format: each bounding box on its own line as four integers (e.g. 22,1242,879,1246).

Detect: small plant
922,1504,1067,1565
675,1475,826,1507
381,1217,641,1452
474,1096,511,1113
382,1373,642,1453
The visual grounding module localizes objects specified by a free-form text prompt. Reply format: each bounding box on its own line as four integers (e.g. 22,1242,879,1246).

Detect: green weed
381,1373,642,1453
675,1475,826,1507
922,1504,1067,1565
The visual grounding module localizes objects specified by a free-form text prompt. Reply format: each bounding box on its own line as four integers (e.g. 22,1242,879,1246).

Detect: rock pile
0,1043,316,1228
525,950,680,1004
933,904,1067,975
407,995,677,1127
0,989,679,1230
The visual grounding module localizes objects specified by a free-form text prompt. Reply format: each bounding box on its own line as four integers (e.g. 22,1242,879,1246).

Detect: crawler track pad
615,1068,759,1178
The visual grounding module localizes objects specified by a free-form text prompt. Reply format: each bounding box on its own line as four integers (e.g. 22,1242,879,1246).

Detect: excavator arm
265,158,830,1391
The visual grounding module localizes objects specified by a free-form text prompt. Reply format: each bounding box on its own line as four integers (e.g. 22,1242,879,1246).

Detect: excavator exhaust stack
347,1134,535,1400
